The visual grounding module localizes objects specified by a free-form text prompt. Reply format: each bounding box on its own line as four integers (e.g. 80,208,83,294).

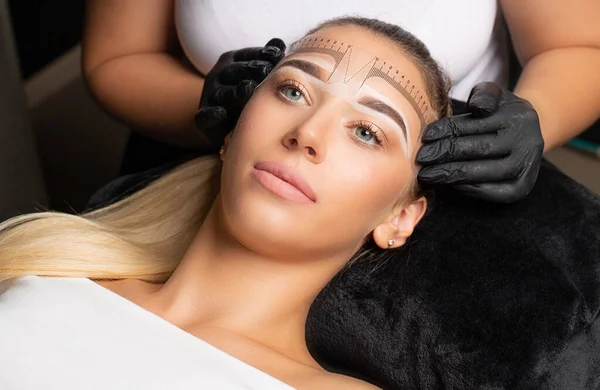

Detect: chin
220,186,304,257
219,168,350,260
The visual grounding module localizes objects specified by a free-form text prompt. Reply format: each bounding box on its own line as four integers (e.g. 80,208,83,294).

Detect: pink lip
252,161,317,204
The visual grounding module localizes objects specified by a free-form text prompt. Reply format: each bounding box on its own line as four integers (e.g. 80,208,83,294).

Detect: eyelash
273,78,384,149
274,79,310,105
349,121,385,149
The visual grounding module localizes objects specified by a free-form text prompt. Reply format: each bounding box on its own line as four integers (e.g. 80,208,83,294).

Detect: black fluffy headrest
307,160,600,389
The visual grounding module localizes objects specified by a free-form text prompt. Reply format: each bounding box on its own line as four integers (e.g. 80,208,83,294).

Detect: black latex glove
194,38,286,146
417,82,545,204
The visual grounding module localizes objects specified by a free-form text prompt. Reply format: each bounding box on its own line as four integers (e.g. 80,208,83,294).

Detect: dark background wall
8,0,84,79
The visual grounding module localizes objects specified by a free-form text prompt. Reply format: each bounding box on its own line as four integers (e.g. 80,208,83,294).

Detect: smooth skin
96,24,431,389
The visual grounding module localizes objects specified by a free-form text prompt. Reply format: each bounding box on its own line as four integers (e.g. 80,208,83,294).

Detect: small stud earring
219,146,225,161
388,239,395,247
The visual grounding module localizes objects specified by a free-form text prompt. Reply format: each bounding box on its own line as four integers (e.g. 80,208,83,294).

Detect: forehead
286,32,433,125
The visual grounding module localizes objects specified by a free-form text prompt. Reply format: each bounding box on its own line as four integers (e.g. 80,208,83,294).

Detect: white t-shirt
174,0,509,101
0,276,295,390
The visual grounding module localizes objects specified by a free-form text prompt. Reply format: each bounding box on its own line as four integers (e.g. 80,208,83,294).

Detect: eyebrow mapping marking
276,59,327,80
289,37,432,127
357,97,407,138
273,61,412,153
271,65,412,154
364,66,426,126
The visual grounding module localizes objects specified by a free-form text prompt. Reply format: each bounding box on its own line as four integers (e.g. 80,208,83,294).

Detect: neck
151,198,354,364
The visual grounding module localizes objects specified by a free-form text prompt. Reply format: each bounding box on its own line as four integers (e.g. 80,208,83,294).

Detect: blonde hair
0,156,221,283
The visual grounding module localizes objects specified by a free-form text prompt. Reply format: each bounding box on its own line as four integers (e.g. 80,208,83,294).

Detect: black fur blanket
307,160,600,389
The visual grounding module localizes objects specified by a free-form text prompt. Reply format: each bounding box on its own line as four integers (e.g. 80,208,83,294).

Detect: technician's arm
82,0,208,149
500,0,600,152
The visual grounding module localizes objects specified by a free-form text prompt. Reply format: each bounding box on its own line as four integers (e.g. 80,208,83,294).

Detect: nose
282,107,335,164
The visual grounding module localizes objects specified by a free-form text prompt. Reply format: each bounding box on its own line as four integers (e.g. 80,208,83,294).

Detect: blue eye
283,87,303,101
275,80,310,104
351,122,383,148
356,126,375,142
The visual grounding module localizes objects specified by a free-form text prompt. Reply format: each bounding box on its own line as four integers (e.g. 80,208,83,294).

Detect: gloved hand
417,82,545,204
194,38,286,146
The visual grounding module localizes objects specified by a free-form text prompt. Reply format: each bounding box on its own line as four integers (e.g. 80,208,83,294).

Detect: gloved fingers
467,81,502,118
453,174,537,204
417,133,513,165
264,38,286,52
418,152,529,185
195,105,227,126
219,60,274,85
422,114,502,142
454,147,542,203
452,182,521,204
194,106,229,143
233,41,285,63
211,80,258,107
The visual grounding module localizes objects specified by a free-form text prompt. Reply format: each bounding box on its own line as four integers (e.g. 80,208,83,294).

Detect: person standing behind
82,0,600,204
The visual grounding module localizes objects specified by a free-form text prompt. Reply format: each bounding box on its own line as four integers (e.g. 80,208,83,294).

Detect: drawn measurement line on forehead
290,37,431,124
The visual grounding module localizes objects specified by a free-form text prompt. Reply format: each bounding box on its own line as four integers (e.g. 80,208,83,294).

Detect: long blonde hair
0,17,451,283
0,156,221,282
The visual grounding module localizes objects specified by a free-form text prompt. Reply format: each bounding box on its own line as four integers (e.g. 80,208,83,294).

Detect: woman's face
219,25,431,260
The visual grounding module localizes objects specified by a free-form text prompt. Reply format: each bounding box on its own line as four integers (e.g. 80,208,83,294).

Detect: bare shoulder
301,371,381,390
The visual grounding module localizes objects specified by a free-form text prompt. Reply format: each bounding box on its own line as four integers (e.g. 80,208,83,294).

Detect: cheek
221,89,299,203
228,88,297,155
232,95,273,147
324,150,414,227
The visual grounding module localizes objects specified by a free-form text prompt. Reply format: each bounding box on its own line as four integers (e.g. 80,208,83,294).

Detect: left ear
372,197,427,249
220,132,234,160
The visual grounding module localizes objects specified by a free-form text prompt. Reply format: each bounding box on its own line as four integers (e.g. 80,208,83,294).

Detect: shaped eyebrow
275,59,327,81
289,39,430,128
277,56,410,141
357,96,407,140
